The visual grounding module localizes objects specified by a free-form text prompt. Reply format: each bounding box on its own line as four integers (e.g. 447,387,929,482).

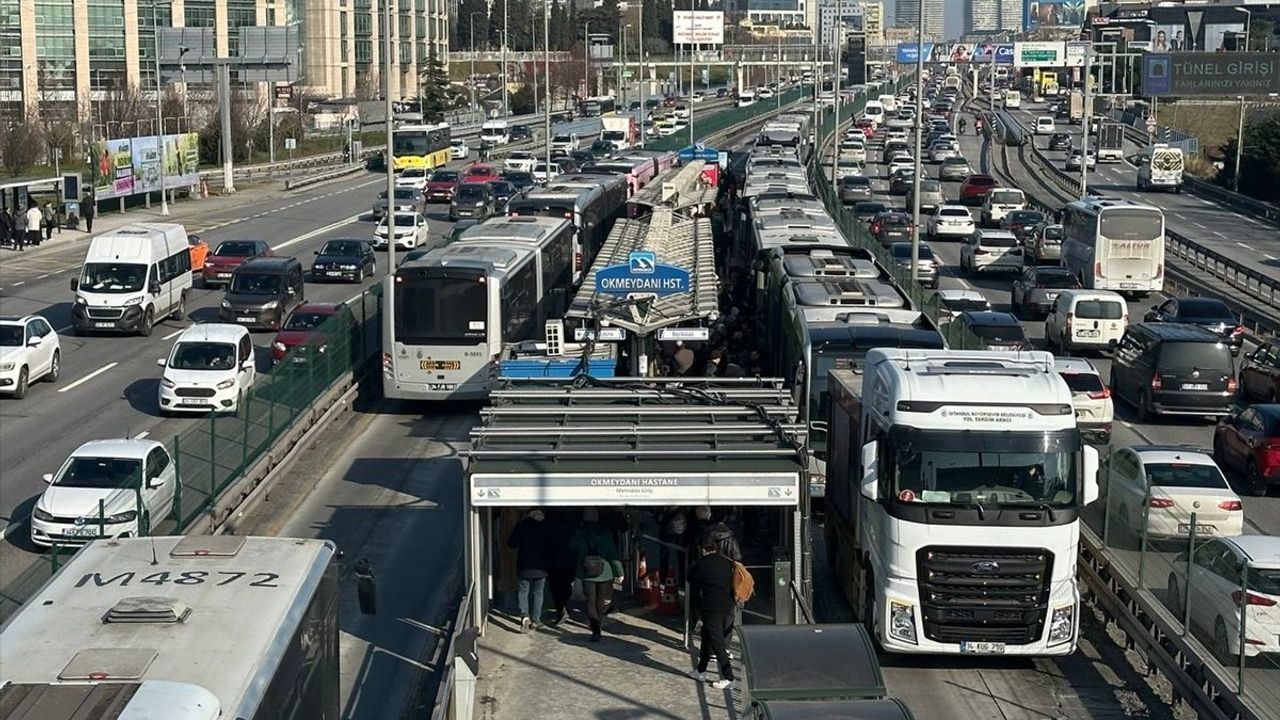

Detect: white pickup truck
503,151,537,174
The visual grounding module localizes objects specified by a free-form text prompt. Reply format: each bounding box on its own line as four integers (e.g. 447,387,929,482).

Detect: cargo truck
1136,144,1184,192
601,115,639,151
823,349,1100,656
1095,122,1125,162
1068,90,1084,125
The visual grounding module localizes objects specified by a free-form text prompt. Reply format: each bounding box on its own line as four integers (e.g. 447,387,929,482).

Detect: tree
488,0,508,49
549,0,568,51
509,0,533,51
197,88,267,165
511,82,536,115
417,51,452,121
456,0,490,51
1218,115,1280,204
0,107,45,177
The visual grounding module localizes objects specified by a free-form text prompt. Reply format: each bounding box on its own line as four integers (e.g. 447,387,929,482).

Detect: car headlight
221,300,232,308
261,300,279,310
123,296,144,306
317,344,328,354
1047,604,1075,645
341,264,358,270
216,378,236,390
272,342,287,352
0,362,13,371
161,377,176,388
889,601,918,644
32,506,55,522
74,295,87,305
103,510,138,524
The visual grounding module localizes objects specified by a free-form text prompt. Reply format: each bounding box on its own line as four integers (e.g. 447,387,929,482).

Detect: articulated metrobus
391,122,452,171
1061,197,1165,295
579,96,618,117
0,536,338,720
383,216,576,401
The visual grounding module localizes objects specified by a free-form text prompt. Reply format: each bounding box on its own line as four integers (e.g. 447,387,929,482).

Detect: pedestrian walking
688,537,738,690
42,203,54,242
571,508,624,642
82,194,95,233
25,204,42,248
13,204,27,251
545,508,580,626
507,509,554,632
657,506,688,584
0,209,11,249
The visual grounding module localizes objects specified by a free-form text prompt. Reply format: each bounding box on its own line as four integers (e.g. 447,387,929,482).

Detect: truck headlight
221,300,232,309
123,296,144,306
102,510,138,524
1047,604,1075,645
216,379,236,390
161,377,176,389
889,602,918,644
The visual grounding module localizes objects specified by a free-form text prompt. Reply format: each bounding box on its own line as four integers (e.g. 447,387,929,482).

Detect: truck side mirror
860,441,880,501
1082,445,1100,506
69,277,78,292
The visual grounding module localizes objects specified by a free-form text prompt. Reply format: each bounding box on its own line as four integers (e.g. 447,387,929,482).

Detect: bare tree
96,83,148,139
1,107,46,176
354,70,381,102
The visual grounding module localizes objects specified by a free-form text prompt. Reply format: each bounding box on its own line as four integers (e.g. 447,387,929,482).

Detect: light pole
178,46,190,121
777,23,782,109
688,0,695,145
1234,96,1246,192
469,12,484,112
1079,41,1093,198
383,0,396,277
502,0,509,115
151,0,169,216
639,6,646,147
829,17,840,186
583,20,592,102
908,0,925,284
543,0,551,178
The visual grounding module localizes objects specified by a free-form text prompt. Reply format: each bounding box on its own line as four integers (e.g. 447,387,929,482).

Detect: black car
1111,323,1237,420
1010,266,1080,319
449,182,495,221
509,125,533,141
1048,132,1073,151
888,168,916,195
1001,209,1046,243
571,149,596,166
220,257,306,331
958,311,1033,351
503,171,537,193
589,140,615,158
853,201,888,223
311,239,375,283
1143,297,1244,355
870,211,913,246
488,180,519,212
627,101,642,110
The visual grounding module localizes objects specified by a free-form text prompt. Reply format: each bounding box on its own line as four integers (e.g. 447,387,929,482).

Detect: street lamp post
502,0,509,115
583,20,592,102
152,0,169,216
639,6,646,148
908,0,925,284
1079,41,1093,198
543,0,551,178
688,0,695,146
1234,96,1246,192
469,12,484,112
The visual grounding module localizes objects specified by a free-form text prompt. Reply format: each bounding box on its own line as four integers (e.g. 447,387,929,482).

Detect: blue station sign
595,251,691,297
678,143,720,162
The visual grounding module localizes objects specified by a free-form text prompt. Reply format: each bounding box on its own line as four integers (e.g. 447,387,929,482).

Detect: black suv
509,125,533,141
1110,323,1237,421
958,311,1032,351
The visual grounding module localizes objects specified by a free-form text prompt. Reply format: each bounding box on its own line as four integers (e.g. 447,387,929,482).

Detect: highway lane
1000,102,1280,283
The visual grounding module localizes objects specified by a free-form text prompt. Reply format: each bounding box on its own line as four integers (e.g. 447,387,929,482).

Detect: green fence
646,87,808,152
808,80,984,350
0,284,384,622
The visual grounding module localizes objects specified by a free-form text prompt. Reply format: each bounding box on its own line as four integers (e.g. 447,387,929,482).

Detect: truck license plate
428,383,455,391
960,641,1006,654
237,317,256,323
1181,383,1208,391
94,322,114,328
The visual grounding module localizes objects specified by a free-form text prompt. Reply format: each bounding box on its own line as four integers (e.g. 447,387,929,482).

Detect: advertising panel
91,133,202,200
972,42,1015,64
672,11,724,45
1142,52,1280,97
1014,41,1066,67
169,132,201,187
132,135,162,195
896,42,935,64
1025,0,1087,29
93,139,135,199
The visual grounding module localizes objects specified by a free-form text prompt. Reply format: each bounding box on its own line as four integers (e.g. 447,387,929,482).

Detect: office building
0,0,449,121
893,0,943,40
964,0,1022,34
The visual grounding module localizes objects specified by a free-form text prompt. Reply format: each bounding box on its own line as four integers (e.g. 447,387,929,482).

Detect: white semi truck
823,349,1100,656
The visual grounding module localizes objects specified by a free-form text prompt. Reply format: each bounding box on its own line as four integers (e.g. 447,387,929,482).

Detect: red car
201,239,273,287
424,168,461,202
270,303,355,364
462,163,500,185
1213,403,1280,496
855,118,877,138
959,174,998,206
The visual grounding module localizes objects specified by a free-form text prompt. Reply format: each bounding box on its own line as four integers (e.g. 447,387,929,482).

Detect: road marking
162,328,186,340
11,281,22,286
36,274,49,279
134,430,150,439
1265,255,1276,261
273,213,365,250
58,362,119,393
1191,221,1207,229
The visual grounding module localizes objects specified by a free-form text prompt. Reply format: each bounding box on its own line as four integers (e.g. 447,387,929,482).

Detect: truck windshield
80,263,147,293
888,428,1081,507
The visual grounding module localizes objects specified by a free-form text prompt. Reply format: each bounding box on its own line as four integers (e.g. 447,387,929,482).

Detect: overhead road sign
1142,52,1280,97
1014,41,1068,67
673,11,724,45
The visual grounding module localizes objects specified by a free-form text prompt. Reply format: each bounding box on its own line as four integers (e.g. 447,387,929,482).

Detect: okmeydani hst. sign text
1142,53,1280,97
469,472,801,506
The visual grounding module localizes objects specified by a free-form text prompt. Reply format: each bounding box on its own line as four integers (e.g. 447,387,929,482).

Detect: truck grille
175,387,216,398
917,546,1053,646
86,308,124,320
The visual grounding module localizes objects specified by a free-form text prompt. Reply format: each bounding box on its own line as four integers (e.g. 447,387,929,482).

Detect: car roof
1133,322,1225,342
69,438,165,460
236,256,298,272
1222,535,1280,566
935,288,985,301
0,315,41,325
1129,445,1218,466
961,311,1020,326
1054,356,1100,375
1178,297,1232,312
175,322,248,344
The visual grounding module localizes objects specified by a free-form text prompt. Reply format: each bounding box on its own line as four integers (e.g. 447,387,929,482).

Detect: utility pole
584,20,591,102
829,18,841,186
688,0,695,145
384,0,397,329
1079,41,1093,198
470,12,483,112
908,0,925,283
502,0,509,115
1234,96,1246,192
543,0,551,178
152,0,169,215
639,5,646,147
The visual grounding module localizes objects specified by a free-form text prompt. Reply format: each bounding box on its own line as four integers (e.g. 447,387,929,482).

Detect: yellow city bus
392,122,451,171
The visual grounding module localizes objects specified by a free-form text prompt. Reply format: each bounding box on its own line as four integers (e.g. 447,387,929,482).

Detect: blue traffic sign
678,143,720,162
596,251,691,296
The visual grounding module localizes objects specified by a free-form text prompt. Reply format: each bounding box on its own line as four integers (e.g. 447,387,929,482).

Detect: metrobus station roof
630,159,718,213
466,379,807,507
566,205,719,336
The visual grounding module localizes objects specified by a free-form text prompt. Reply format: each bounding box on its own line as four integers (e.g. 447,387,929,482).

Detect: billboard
1014,41,1066,67
92,133,201,200
1142,52,1280,97
972,42,1015,64
673,11,724,45
1025,0,1087,29
896,43,935,64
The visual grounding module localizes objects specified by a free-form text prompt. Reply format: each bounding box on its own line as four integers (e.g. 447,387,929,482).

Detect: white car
933,288,990,322
450,139,469,159
886,128,908,144
928,141,959,164
504,151,537,174
690,92,705,103
0,315,60,399
839,139,866,165
886,155,915,177
1101,446,1244,542
673,104,691,119
961,229,1023,275
373,211,429,250
927,204,976,239
757,87,775,99
157,323,256,415
1055,357,1114,444
836,159,863,179
1167,536,1280,662
394,168,429,191
980,187,1029,226
549,133,579,152
532,161,561,183
30,439,178,547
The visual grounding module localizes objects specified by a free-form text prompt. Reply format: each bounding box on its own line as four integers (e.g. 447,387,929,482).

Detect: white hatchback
394,168,429,191
158,323,256,415
373,211,430,249
1101,446,1244,542
0,315,61,399
961,229,1023,275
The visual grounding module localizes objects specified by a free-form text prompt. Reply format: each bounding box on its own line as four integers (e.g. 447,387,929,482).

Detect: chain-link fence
646,87,807,152
0,284,384,622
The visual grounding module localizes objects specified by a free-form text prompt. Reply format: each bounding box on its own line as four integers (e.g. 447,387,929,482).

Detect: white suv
30,439,178,547
980,187,1028,226
504,151,537,174
157,323,257,414
0,315,61,399
1055,357,1114,444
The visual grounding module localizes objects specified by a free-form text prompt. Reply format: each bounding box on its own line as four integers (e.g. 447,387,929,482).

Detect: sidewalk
474,600,740,720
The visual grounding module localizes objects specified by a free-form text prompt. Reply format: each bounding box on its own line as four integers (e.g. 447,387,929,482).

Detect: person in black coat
545,508,580,626
507,509,555,632
687,538,737,689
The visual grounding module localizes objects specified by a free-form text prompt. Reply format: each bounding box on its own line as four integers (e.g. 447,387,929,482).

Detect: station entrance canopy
466,379,806,508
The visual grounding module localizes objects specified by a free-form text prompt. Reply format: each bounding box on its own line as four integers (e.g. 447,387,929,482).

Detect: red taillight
1232,590,1277,607
1094,261,1104,278
871,222,882,234
974,248,989,255
1148,497,1175,508
382,352,392,369
1151,374,1163,391
1155,262,1164,279
1232,324,1245,337
574,251,583,272
1218,499,1243,511
1087,386,1111,400
1065,312,1074,332
1227,377,1239,394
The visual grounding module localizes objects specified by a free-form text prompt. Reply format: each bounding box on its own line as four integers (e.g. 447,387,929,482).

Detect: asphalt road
850,106,1279,712
999,101,1280,282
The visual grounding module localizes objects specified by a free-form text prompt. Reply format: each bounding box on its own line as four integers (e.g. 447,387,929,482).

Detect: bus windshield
393,131,429,156
1100,209,1162,241
395,275,488,344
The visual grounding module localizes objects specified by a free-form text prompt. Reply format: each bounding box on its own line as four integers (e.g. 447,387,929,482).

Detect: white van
1045,289,1129,352
70,223,192,336
1035,116,1056,135
157,323,256,414
480,120,510,146
878,94,897,113
863,101,885,126
1003,90,1021,109
737,90,756,108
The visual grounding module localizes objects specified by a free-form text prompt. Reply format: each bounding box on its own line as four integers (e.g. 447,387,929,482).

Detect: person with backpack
571,508,625,643
687,536,751,690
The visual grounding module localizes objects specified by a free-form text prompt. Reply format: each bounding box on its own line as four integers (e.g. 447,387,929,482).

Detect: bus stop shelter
464,378,808,631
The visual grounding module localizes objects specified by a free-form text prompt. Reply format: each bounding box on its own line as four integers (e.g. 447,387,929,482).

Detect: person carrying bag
572,508,624,643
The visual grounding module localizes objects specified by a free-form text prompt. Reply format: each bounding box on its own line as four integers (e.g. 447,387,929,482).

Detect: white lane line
57,362,119,393
134,430,150,439
36,274,49,279
1191,221,1207,229
162,328,186,340
11,281,23,286
1266,255,1277,261
274,213,364,251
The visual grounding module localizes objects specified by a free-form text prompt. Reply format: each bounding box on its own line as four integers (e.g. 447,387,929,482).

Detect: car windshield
1250,568,1280,595
890,428,1080,507
464,167,492,178
991,190,1024,204
1144,463,1228,490
855,203,886,214
230,272,282,295
1059,371,1103,393
385,214,419,227
842,176,870,187
1042,225,1065,240
893,244,933,260
284,311,332,331
455,185,488,201
55,457,143,489
1035,272,1079,288
919,181,941,193
215,241,259,256
1011,211,1043,224
1074,299,1123,319
79,263,147,293
0,325,22,346
170,341,237,371
980,234,1018,247
320,241,363,256
553,135,572,143
510,152,532,160
506,172,534,184
430,170,460,182
400,169,426,178
939,208,969,218
388,189,417,200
